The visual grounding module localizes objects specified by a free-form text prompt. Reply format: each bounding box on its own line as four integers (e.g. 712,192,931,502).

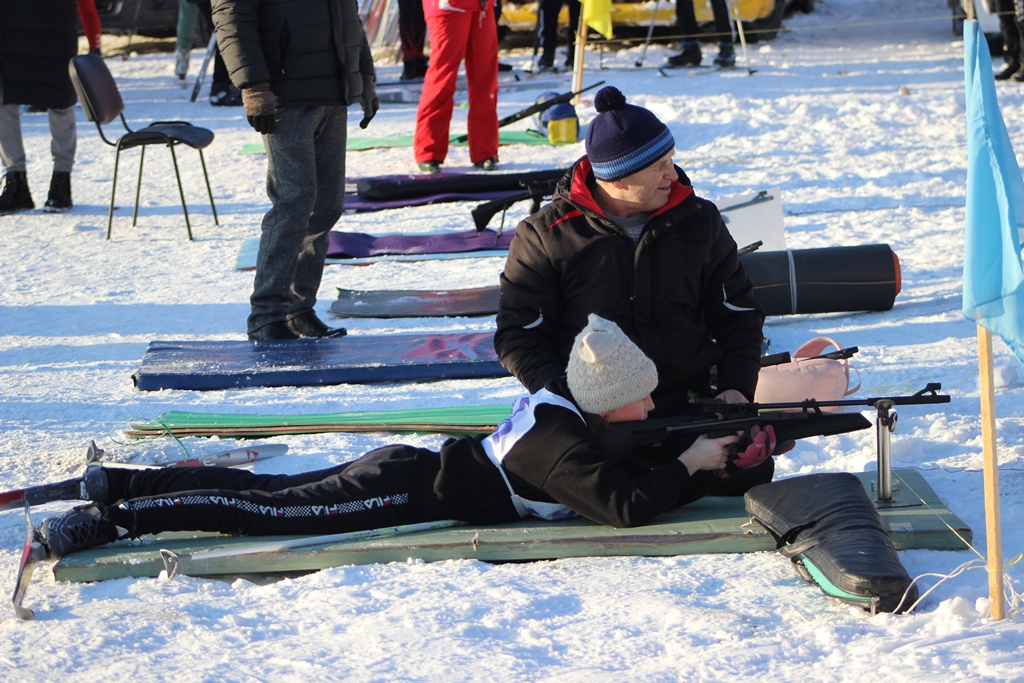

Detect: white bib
482,389,582,521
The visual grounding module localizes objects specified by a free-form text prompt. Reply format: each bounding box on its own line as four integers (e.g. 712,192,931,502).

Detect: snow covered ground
3,0,1024,679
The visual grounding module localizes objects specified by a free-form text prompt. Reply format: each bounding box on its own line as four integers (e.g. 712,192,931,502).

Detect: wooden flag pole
572,12,588,106
977,325,1005,620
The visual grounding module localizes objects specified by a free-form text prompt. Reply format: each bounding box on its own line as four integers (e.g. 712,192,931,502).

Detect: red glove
716,425,795,478
736,424,774,468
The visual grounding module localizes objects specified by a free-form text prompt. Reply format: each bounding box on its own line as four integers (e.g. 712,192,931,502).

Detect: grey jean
0,82,77,174
248,105,348,335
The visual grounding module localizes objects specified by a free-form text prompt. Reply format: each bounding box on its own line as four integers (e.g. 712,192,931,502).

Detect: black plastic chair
68,52,218,240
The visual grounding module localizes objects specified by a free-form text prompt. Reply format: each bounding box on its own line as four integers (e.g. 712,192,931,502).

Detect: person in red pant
77,0,102,54
413,0,500,174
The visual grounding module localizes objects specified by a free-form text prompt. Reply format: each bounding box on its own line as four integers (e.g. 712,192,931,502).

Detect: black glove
242,83,276,135
359,75,379,129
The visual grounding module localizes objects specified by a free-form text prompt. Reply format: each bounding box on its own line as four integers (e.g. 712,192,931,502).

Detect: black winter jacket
0,0,78,109
211,0,374,106
434,378,695,528
494,157,765,413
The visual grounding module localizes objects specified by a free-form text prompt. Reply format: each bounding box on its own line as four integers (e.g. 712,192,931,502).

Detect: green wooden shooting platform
52,470,971,583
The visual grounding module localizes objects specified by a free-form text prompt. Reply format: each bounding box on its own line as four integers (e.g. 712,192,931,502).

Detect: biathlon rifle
472,177,561,232
612,383,950,448
453,80,605,145
472,164,784,235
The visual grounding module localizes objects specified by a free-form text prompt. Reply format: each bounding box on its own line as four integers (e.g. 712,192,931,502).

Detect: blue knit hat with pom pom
584,86,675,181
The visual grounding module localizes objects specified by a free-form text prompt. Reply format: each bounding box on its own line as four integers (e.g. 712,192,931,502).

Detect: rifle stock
617,410,872,448
471,178,561,232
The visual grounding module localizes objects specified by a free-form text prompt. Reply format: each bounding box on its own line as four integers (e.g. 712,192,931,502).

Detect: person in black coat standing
0,0,78,214
211,0,379,340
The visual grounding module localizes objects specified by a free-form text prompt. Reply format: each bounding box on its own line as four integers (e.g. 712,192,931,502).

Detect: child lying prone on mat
37,315,786,558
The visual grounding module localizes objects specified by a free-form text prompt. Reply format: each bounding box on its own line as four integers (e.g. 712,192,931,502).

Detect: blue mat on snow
132,333,507,391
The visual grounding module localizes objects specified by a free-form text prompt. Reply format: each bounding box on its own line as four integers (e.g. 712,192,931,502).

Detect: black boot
287,312,347,338
210,83,243,106
666,41,702,68
0,171,34,215
248,320,300,341
996,61,1021,81
81,465,110,503
37,504,120,559
43,171,72,213
401,56,429,81
714,42,736,68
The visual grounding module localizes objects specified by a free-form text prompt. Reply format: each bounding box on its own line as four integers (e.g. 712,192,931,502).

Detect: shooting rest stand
871,400,920,509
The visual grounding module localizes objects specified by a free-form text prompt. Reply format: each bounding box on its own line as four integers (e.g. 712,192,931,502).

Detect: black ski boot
0,171,34,215
714,42,736,68
996,61,1021,81
43,171,73,213
666,41,702,68
37,504,119,559
81,464,110,503
210,84,243,106
401,56,429,81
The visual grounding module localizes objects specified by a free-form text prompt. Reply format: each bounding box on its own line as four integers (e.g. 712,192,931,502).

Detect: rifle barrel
613,384,948,448
700,382,946,413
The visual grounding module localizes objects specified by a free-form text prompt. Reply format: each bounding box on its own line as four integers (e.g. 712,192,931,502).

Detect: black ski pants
537,0,581,62
105,446,451,538
676,0,731,43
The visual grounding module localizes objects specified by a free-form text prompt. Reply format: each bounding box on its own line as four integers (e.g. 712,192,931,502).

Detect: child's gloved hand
715,425,795,478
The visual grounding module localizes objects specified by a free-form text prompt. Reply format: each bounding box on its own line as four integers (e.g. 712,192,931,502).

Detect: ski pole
0,443,289,509
634,1,662,68
190,33,218,102
121,0,144,60
160,519,465,578
727,0,756,75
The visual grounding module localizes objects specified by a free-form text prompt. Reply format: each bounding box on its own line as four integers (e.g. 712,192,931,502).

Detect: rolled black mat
740,244,900,316
357,169,567,201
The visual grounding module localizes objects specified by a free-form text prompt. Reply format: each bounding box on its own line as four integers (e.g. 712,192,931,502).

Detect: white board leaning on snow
715,186,786,252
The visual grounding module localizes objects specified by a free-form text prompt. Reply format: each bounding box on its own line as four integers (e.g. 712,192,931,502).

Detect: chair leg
107,146,123,240
132,146,145,227
168,144,194,241
197,149,218,226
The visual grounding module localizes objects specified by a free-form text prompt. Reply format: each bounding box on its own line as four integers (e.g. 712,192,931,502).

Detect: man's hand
242,83,276,135
714,389,747,404
359,76,379,129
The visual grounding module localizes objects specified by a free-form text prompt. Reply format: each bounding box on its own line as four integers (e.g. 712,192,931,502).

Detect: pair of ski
656,64,743,78
11,441,287,620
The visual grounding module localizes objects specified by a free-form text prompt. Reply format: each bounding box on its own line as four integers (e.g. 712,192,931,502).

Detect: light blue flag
963,21,1024,366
